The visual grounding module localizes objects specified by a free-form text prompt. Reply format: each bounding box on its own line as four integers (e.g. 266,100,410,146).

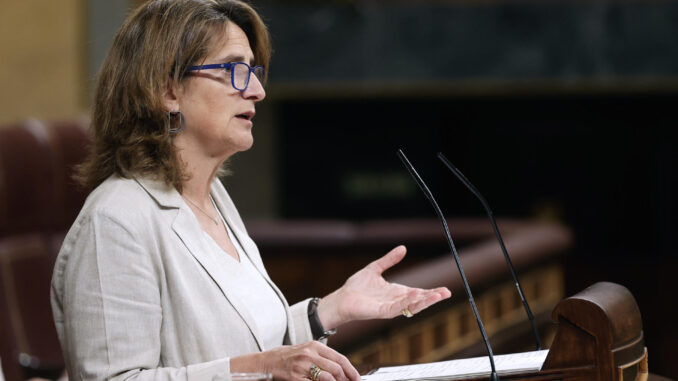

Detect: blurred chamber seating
0,118,90,381
0,118,571,380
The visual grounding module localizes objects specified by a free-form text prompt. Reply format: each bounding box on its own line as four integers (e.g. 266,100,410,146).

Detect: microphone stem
397,150,499,379
437,152,542,351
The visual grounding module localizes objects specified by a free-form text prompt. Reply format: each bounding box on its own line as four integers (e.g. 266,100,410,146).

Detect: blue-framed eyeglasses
187,62,265,91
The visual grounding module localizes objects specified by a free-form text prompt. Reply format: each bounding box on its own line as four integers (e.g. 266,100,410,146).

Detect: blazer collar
134,176,183,208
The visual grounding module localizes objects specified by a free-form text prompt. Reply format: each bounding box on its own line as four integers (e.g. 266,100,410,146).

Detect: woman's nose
242,74,266,102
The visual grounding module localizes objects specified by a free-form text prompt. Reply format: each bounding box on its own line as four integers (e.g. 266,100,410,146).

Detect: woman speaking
50,1,451,380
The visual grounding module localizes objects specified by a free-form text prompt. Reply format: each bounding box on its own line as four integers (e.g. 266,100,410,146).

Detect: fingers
314,366,352,381
402,287,452,315
313,357,349,381
262,341,360,381
369,245,407,274
314,342,360,381
318,369,338,381
295,342,358,381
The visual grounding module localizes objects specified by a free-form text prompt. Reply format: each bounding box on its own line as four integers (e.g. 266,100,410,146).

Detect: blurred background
1,0,676,379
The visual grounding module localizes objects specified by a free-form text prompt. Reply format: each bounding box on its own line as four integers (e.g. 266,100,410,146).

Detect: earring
168,111,186,134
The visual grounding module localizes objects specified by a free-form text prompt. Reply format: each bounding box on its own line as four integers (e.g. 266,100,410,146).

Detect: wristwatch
307,297,337,340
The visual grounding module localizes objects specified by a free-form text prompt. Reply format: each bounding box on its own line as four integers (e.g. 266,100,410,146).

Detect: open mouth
236,111,255,121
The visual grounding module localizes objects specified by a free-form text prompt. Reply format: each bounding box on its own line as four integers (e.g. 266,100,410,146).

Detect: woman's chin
237,136,254,152
227,136,254,155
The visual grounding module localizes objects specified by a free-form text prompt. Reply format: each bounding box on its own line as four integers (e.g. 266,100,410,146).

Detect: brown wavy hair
75,0,271,192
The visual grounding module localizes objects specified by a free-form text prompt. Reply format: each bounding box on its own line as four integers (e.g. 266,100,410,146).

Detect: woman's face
170,21,266,160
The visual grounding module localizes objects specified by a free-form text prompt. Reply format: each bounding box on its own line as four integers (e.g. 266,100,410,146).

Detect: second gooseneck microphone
437,152,542,350
397,149,500,381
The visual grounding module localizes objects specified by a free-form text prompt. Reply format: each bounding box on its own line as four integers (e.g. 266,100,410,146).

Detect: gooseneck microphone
397,149,500,381
437,152,542,351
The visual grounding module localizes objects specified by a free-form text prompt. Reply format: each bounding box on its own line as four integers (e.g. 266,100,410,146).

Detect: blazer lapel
136,177,266,351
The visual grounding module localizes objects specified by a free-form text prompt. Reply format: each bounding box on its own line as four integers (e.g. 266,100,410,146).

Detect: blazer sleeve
289,299,313,344
52,210,230,381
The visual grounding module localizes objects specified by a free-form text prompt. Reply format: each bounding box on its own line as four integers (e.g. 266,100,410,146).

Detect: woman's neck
181,169,217,205
177,158,225,206
174,138,232,203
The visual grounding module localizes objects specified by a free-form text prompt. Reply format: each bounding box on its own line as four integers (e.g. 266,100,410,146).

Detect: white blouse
202,214,287,351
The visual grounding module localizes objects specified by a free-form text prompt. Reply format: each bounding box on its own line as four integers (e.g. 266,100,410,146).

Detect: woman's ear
163,78,181,112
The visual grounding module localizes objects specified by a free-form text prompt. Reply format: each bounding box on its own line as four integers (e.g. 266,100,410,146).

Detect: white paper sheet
361,350,549,381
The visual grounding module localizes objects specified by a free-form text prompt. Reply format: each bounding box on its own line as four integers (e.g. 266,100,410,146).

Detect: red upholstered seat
0,234,65,375
0,119,55,237
0,275,22,381
46,118,91,229
0,118,89,380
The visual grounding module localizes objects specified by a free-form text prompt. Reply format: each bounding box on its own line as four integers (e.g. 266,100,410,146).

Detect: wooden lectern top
537,281,647,380
545,282,645,373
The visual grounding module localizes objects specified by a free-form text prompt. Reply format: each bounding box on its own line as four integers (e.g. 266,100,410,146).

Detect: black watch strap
307,297,337,340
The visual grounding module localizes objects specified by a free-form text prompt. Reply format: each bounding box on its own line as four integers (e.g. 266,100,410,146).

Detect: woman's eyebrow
215,54,254,65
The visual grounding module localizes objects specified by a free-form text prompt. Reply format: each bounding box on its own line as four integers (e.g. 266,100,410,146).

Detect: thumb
369,245,407,274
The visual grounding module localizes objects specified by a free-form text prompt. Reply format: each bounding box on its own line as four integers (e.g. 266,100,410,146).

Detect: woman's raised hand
318,245,452,329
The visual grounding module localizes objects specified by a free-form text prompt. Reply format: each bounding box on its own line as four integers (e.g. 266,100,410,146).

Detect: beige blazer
51,175,314,381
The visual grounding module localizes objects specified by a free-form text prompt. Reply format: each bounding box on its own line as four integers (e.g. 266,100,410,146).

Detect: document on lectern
361,350,549,381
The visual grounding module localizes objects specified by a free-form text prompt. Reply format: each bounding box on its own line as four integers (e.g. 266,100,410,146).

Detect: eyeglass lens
232,63,265,90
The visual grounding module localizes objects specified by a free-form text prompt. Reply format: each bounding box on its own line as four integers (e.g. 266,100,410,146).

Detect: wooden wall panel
0,0,86,124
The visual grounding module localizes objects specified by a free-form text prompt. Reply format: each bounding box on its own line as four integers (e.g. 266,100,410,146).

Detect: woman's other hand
318,245,452,329
231,341,360,381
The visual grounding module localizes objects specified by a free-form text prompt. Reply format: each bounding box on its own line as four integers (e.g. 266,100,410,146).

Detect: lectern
458,282,648,380
540,281,648,380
